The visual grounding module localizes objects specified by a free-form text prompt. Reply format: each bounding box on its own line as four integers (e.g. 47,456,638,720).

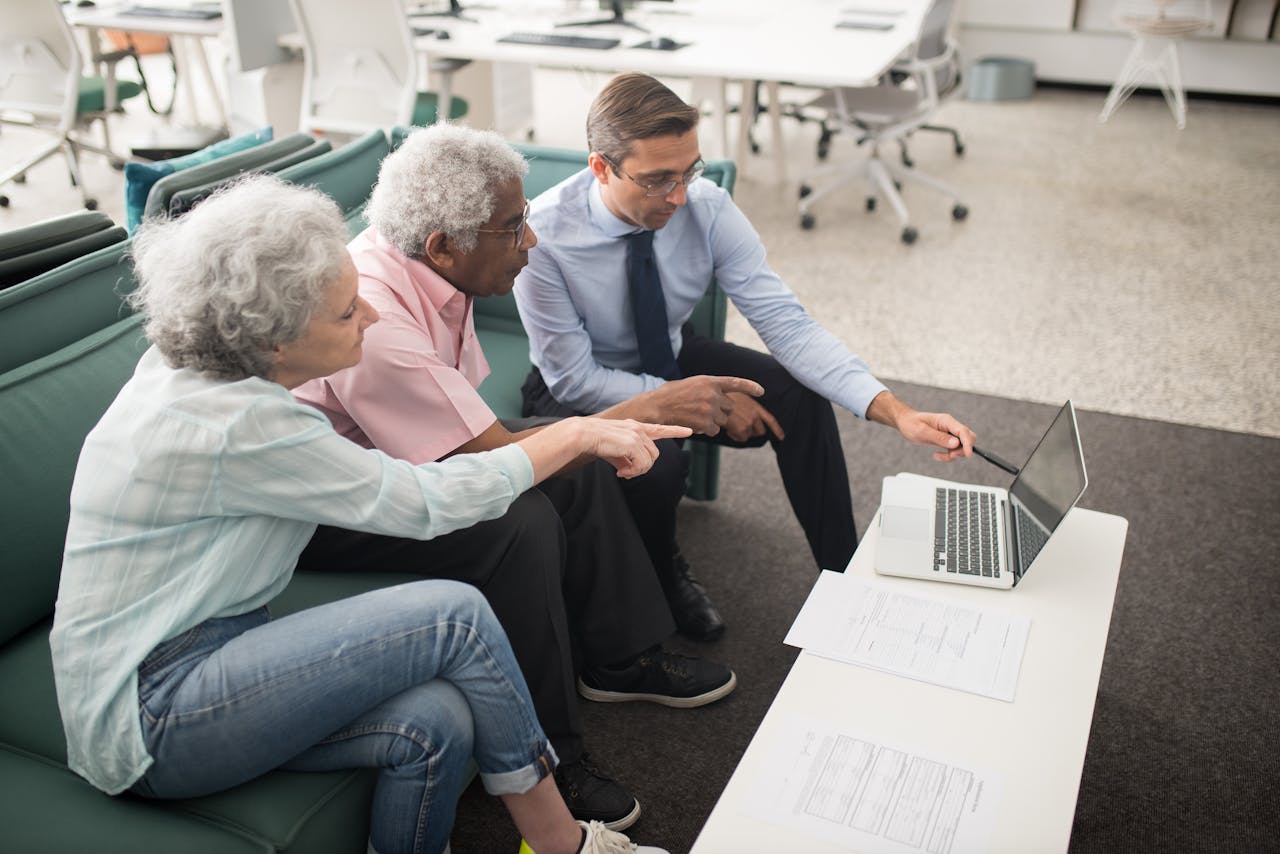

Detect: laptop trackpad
882,505,932,542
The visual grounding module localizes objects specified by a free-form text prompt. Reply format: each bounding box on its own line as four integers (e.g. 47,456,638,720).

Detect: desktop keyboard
497,32,620,50
121,5,222,19
934,487,1000,578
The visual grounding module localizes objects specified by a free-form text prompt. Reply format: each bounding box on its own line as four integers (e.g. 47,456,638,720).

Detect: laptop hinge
1005,498,1024,585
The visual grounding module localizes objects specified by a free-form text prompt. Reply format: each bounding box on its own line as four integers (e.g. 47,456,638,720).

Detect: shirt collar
367,229,469,315
587,176,646,238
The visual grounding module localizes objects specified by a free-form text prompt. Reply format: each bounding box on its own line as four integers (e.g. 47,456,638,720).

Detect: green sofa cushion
0,241,136,374
123,127,273,233
0,748,269,854
0,315,149,644
0,210,115,258
277,129,391,219
0,227,127,291
166,138,335,218
0,620,63,762
474,325,532,420
142,133,317,224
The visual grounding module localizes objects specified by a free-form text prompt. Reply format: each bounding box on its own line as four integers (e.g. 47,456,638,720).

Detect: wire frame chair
1098,0,1214,129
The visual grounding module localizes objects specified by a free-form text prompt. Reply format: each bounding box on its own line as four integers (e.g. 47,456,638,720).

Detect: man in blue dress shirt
515,72,977,638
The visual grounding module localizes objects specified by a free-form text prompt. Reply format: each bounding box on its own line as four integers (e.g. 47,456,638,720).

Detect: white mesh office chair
1098,0,1213,130
0,0,144,210
289,0,467,139
796,0,967,245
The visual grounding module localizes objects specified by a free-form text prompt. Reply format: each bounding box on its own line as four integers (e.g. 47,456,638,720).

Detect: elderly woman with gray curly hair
49,174,680,854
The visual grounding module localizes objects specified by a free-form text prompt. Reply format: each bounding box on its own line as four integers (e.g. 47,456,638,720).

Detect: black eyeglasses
601,154,705,197
475,201,530,249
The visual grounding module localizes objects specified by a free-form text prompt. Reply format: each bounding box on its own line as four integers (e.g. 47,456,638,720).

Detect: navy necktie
626,230,680,380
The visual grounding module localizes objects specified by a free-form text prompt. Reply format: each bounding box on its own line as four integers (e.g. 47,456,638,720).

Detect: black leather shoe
554,753,641,831
664,552,726,641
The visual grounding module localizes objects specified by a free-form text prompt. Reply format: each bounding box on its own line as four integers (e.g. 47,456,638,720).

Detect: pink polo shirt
293,228,496,465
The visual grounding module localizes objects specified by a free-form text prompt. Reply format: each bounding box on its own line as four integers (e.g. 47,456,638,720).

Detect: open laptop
874,400,1087,589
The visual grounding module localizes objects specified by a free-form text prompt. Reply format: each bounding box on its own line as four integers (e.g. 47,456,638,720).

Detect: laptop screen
1009,401,1088,556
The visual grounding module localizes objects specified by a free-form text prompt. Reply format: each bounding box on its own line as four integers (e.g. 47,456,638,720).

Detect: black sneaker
578,647,737,708
554,753,641,832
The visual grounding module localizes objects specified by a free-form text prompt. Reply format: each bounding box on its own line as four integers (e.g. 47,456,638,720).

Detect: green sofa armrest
0,240,137,374
142,133,317,222
166,138,335,218
0,210,126,291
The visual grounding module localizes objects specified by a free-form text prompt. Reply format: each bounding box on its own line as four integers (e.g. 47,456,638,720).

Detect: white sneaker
577,819,670,854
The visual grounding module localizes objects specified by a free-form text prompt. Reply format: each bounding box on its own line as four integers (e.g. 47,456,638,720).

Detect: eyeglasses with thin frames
475,201,530,249
600,154,705,197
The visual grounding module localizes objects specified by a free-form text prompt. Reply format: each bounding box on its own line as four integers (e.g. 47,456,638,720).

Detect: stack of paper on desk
784,571,1030,701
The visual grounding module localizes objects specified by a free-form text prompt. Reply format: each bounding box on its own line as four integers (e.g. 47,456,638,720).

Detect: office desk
406,1,928,181
65,3,228,132
691,506,1128,853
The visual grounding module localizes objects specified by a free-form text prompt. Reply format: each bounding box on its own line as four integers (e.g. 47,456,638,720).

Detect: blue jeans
131,580,557,854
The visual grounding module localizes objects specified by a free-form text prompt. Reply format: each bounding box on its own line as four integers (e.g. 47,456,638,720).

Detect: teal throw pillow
123,127,273,233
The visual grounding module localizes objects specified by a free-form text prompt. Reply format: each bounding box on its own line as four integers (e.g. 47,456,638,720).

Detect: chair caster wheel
955,142,966,156
865,197,876,212
901,226,918,244
798,184,811,199
0,195,9,207
84,198,98,211
951,204,968,221
14,174,27,185
800,214,816,230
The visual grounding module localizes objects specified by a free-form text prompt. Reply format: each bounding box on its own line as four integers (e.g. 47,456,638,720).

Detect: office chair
0,0,145,210
101,29,178,118
795,0,967,245
1098,0,1213,130
889,38,965,169
289,0,468,140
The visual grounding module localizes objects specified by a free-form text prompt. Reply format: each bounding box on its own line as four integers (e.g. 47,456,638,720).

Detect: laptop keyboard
1014,502,1050,571
497,32,621,50
934,487,1000,578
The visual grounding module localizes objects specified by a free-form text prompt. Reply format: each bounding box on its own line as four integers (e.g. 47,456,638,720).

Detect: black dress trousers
295,459,674,766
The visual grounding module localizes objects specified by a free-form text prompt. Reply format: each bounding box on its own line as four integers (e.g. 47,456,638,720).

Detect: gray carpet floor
451,382,1280,853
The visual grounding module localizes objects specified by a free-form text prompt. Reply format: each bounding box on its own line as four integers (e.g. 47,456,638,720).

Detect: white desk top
64,2,225,39
408,2,927,88
691,506,1128,854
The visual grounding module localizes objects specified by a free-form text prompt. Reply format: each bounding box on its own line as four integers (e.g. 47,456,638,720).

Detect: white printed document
745,714,1002,854
785,572,1029,701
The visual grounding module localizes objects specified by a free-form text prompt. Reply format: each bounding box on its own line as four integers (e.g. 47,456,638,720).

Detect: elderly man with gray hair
294,124,751,832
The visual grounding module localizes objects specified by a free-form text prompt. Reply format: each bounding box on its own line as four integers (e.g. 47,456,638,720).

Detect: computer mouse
434,30,451,40
76,0,96,7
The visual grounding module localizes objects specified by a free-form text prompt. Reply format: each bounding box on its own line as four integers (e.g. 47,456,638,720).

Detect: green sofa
0,311,429,852
0,131,735,852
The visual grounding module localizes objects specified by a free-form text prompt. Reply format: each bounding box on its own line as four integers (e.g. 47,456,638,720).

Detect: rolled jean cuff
479,742,559,796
